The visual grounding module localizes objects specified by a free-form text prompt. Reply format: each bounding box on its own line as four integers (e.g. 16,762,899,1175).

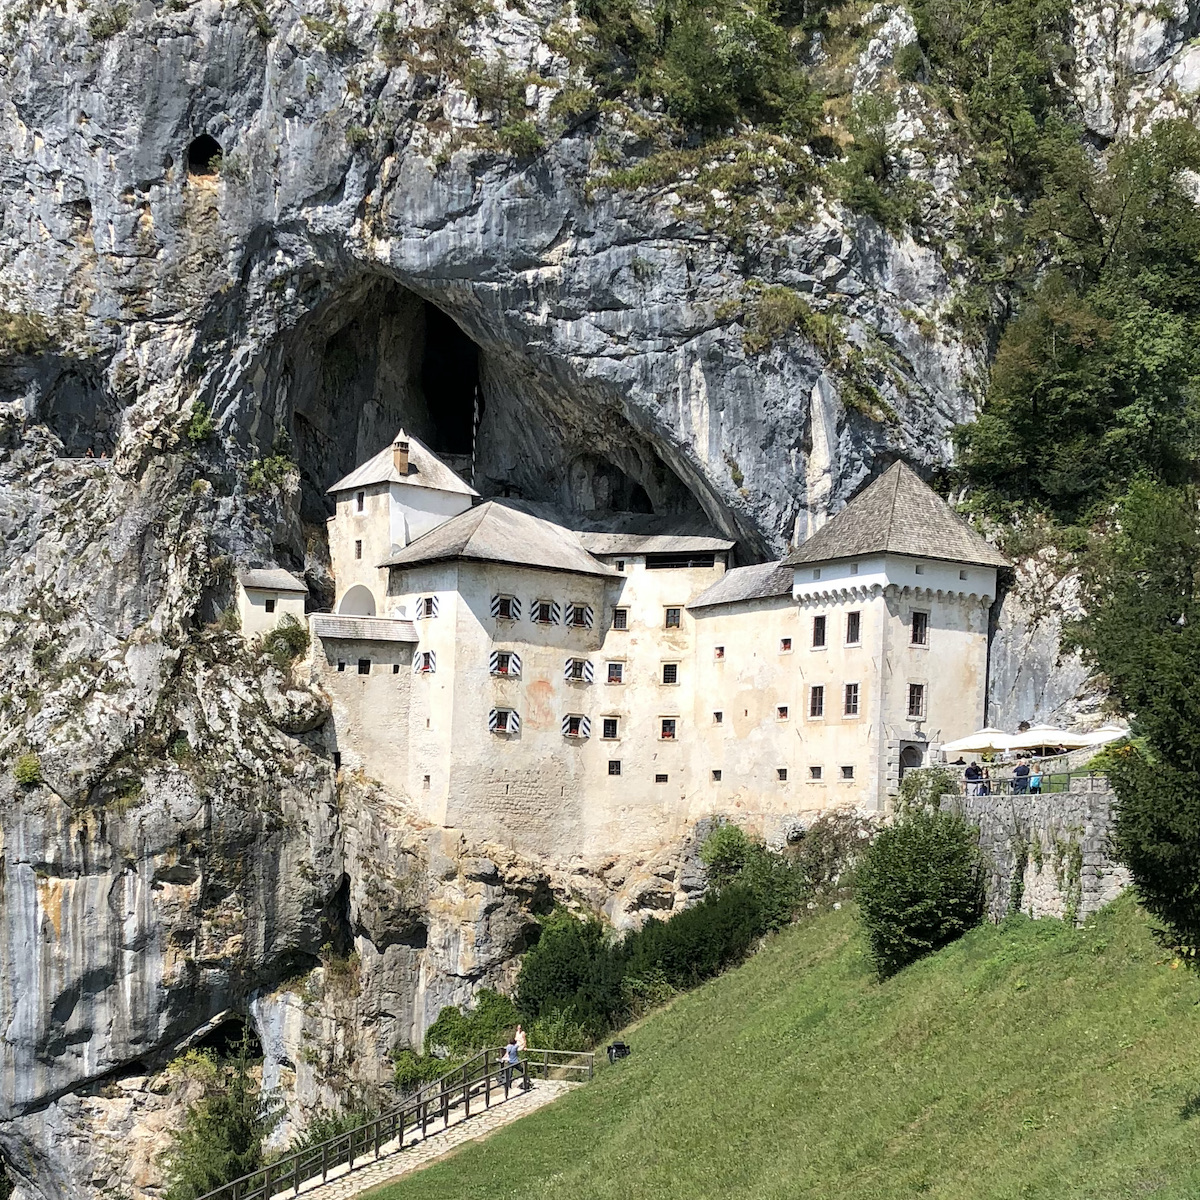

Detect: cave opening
190,1015,261,1060
420,302,480,459
186,134,222,177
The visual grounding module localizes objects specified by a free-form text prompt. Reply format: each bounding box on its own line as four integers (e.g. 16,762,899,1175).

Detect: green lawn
370,896,1200,1200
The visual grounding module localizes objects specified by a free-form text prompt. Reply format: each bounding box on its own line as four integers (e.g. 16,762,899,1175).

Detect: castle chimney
393,438,410,476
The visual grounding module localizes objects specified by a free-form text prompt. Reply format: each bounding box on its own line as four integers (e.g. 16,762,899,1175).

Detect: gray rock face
0,0,1190,1194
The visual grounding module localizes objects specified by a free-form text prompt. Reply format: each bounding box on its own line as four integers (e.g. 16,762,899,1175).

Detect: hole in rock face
420,302,480,459
191,1015,261,1059
1,358,122,457
186,134,222,176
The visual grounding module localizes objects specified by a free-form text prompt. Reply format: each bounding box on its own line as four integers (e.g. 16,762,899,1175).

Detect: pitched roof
380,500,620,578
784,461,1009,569
326,429,478,498
687,562,794,610
310,614,418,642
239,568,308,593
576,532,735,555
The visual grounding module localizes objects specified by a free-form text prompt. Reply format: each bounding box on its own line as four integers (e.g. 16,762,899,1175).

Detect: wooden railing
194,1046,594,1200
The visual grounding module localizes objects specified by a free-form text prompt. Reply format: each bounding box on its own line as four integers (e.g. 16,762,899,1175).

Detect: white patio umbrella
1006,724,1091,752
1079,724,1129,746
940,728,1015,755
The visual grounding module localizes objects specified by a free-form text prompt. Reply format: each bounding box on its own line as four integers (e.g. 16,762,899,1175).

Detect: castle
240,432,1007,858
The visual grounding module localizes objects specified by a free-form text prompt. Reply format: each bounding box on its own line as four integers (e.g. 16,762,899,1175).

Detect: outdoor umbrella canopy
1006,724,1091,752
1079,724,1128,746
940,728,1015,754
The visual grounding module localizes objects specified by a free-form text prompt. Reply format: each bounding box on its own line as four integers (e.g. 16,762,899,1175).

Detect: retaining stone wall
941,777,1131,925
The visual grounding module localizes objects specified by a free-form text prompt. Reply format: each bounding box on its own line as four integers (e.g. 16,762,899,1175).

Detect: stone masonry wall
941,778,1131,926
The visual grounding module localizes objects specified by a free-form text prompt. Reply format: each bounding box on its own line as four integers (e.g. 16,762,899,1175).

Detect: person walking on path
501,1035,520,1091
515,1024,527,1054
964,761,983,797
1013,759,1030,795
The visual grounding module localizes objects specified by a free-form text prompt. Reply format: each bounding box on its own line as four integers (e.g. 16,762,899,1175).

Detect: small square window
496,652,513,675
712,769,722,781
612,607,628,630
850,563,859,576
915,564,925,575
777,768,788,782
393,663,400,674
844,683,859,716
354,540,363,560
568,659,585,681
662,663,678,684
812,615,827,648
846,611,861,645
841,765,855,780
264,597,276,613
337,660,346,673
809,765,823,780
660,718,677,740
609,760,622,776
535,601,555,624
813,568,821,580
616,559,626,572
570,604,589,628
776,705,789,721
780,637,792,653
422,774,431,789
665,607,681,629
713,710,723,724
714,645,725,661
809,686,824,718
355,490,365,513
602,717,619,740
607,662,624,684
655,773,669,783
358,659,371,675
494,710,511,732
959,569,968,581
566,715,584,737
496,597,514,620
908,683,926,718
912,611,929,646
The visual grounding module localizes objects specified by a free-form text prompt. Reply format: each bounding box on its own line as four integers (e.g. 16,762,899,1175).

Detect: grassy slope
371,897,1200,1200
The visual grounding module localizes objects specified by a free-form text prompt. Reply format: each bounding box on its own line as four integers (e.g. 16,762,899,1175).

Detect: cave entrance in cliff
190,1015,262,1060
420,302,481,462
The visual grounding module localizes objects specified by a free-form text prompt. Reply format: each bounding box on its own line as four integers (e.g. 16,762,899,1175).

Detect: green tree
162,1031,282,1200
856,808,984,978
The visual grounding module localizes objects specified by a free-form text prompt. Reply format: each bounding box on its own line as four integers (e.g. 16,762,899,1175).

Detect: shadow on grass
1178,1090,1200,1120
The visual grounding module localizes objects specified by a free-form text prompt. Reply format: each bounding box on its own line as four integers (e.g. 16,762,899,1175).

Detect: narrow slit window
355,490,365,513
393,663,400,674
354,540,363,560
713,711,723,725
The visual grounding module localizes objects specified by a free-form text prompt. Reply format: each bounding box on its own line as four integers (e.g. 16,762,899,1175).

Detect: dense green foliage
161,1033,282,1200
262,613,310,672
1067,481,1200,952
856,807,984,977
13,752,41,785
376,898,1200,1200
423,988,520,1056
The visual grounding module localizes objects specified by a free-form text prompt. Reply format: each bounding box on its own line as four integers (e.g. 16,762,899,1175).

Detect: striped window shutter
564,603,576,626
510,651,522,676
511,710,521,733
488,708,500,732
550,601,561,624
511,597,522,620
489,650,500,673
413,652,423,675
583,605,594,628
563,659,573,681
490,595,502,618
580,715,591,739
582,659,594,683
428,650,436,672
561,714,572,736
430,596,440,617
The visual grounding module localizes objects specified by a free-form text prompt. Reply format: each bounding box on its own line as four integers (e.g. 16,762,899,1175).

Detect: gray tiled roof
785,461,1009,569
687,562,794,610
327,429,479,497
239,568,308,593
310,614,418,642
576,531,735,554
380,500,620,578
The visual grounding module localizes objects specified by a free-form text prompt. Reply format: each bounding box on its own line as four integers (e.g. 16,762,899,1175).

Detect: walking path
286,1079,578,1199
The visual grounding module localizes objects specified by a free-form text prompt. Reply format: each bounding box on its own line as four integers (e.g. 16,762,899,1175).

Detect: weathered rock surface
0,0,1194,1194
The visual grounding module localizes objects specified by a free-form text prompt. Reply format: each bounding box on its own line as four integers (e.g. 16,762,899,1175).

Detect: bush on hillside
856,808,984,979
262,613,309,671
423,988,520,1056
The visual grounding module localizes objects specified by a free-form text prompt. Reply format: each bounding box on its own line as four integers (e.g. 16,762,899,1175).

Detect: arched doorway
338,585,376,616
899,744,924,778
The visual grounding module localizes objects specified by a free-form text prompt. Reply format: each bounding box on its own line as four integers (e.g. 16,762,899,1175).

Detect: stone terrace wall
941,778,1131,926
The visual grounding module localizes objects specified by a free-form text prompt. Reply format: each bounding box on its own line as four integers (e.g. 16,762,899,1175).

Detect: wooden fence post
485,1049,491,1107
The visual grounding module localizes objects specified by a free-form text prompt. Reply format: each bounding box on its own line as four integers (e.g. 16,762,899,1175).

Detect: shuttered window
491,595,521,621
562,714,591,739
489,650,522,677
417,596,440,619
565,603,594,628
488,708,520,733
532,600,561,625
564,658,594,683
413,651,437,674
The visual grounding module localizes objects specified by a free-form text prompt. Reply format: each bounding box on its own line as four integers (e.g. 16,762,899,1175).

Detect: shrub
528,1008,590,1051
14,753,41,786
88,2,129,39
262,613,309,672
894,40,923,81
424,989,519,1056
186,406,215,444
497,120,544,158
345,124,371,149
856,808,984,978
287,1106,376,1154
699,823,752,885
392,1049,449,1093
0,310,50,355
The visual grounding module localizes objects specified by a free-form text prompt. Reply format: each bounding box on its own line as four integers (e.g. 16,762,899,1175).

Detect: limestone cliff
0,0,1195,1194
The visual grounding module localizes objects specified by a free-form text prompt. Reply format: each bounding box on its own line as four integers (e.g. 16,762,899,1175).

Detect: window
777,768,788,782
841,765,855,780
495,596,514,621
490,650,522,677
780,637,792,653
563,714,589,739
417,596,439,619
911,611,929,645
813,568,821,580
264,597,276,614
354,540,362,560
655,773,669,783
809,765,823,780
358,659,370,675
568,658,585,681
908,683,925,718
489,708,520,734
660,718,677,740
393,663,400,674
333,752,341,770
612,607,628,630
564,658,594,683
422,774,431,790
915,564,925,575
849,563,859,576
662,663,678,684
713,711,723,725
776,705,789,721
615,559,625,572
607,662,624,684
959,569,968,581
566,603,593,628
665,607,681,628
714,645,725,661
809,686,825,718
602,717,619,740
646,552,716,569
415,651,436,674
337,660,346,673
608,760,622,776
534,600,559,625
844,683,859,716
355,490,364,512
846,611,861,645
812,615,827,648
